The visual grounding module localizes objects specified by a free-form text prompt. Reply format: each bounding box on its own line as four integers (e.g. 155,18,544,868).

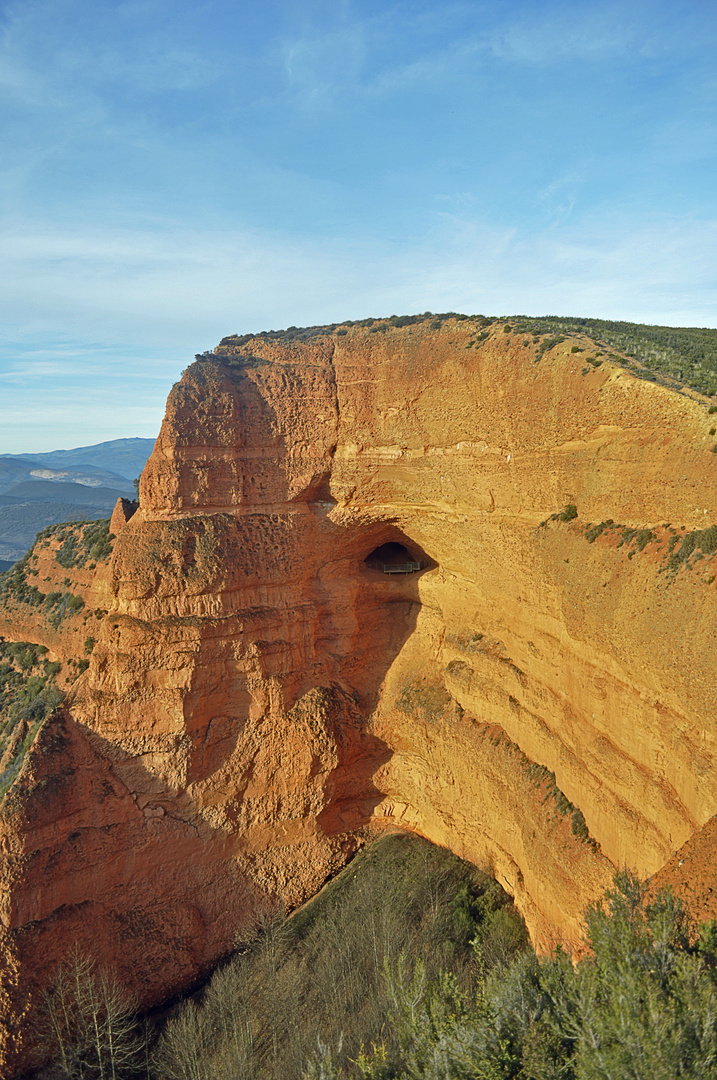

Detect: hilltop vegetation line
211,311,717,399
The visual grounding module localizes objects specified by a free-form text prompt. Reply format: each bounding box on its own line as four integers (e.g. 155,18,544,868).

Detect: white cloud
0,207,715,453
3,208,714,348
0,0,715,454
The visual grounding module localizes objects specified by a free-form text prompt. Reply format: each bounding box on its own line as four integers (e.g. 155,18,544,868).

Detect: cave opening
364,541,421,574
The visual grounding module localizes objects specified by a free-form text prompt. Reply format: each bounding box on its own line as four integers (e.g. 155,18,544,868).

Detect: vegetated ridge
216,310,717,397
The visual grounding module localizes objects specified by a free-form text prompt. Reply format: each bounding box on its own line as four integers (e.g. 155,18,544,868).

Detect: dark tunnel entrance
364,542,421,574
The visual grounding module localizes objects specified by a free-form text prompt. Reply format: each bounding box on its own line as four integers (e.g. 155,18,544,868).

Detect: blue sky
1,0,716,452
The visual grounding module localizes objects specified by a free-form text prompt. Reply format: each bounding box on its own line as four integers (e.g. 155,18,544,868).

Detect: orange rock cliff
1,316,717,1070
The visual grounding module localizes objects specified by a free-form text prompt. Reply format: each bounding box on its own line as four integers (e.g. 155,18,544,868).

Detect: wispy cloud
1,207,715,453
280,23,368,108
0,0,217,103
3,207,714,338
0,0,715,452
486,5,640,65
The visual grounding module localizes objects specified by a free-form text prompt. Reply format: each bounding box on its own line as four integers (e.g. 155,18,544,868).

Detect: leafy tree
353,872,717,1080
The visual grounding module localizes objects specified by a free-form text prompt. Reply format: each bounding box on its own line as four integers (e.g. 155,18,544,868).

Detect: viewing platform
364,559,421,574
378,561,421,574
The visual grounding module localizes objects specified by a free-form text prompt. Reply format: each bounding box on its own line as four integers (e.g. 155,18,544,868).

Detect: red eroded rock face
2,319,717,1070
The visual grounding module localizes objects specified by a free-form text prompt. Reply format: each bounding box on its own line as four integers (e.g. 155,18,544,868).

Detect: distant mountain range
2,437,155,481
0,438,155,566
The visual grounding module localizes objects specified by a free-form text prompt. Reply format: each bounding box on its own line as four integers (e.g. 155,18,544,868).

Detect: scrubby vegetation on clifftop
211,312,717,400
511,316,717,397
0,520,113,614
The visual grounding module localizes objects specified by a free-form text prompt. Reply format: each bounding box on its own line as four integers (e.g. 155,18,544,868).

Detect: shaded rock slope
1,315,717,1071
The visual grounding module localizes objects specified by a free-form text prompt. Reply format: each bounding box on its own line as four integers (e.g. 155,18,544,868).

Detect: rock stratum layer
2,317,717,1071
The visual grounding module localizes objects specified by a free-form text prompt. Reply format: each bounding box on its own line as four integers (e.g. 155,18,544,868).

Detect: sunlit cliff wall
1,317,717,1069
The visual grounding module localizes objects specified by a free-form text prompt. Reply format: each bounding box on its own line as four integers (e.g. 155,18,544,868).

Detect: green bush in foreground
154,834,527,1080
39,848,717,1080
327,871,717,1080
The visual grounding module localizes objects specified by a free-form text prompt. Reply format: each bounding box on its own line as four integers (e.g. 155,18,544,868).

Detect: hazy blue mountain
4,438,155,483
0,437,153,568
4,480,129,507
0,458,40,493
0,460,134,497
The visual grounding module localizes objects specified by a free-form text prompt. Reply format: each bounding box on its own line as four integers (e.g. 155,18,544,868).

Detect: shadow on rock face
0,355,445,1070
303,521,433,713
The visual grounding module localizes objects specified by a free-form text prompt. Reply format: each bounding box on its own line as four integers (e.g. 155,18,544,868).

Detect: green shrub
56,534,78,568
397,678,454,723
0,551,47,609
699,524,717,553
0,639,64,801
39,521,114,572
354,872,716,1080
534,334,566,361
571,808,590,840
522,760,595,845
559,503,578,522
667,524,717,571
155,834,528,1080
635,528,655,551
44,591,85,629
